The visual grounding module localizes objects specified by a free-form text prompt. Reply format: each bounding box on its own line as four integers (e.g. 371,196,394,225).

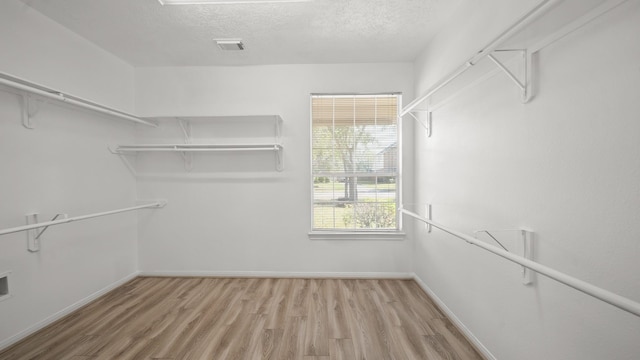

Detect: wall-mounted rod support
425,204,432,233
474,228,534,284
474,230,509,251
275,115,283,140
35,214,67,240
400,208,640,318
487,53,525,90
21,95,38,129
26,214,40,252
275,148,284,172
407,111,432,137
177,118,192,143
401,0,558,116
0,202,167,237
487,51,532,103
26,213,68,252
0,72,157,127
176,118,193,170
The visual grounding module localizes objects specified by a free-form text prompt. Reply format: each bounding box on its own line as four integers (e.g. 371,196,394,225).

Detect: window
311,94,400,232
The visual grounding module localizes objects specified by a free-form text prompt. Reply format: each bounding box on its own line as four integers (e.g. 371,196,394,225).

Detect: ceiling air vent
215,39,244,51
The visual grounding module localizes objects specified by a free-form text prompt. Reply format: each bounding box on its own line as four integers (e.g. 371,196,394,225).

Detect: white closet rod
0,72,157,127
0,202,166,237
401,0,558,116
400,208,640,318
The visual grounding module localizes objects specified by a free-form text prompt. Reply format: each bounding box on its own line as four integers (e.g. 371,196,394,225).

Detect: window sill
308,231,406,241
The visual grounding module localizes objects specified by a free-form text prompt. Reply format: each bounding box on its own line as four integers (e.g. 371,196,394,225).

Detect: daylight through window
311,94,400,231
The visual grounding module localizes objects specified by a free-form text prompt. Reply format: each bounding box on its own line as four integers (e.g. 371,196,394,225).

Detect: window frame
308,93,404,239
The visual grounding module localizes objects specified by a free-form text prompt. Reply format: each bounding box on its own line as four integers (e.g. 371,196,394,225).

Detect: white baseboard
412,274,496,360
0,271,140,352
139,270,414,279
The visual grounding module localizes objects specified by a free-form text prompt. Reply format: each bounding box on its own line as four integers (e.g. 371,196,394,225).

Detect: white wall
0,0,139,349
135,64,415,276
0,0,135,113
412,1,640,359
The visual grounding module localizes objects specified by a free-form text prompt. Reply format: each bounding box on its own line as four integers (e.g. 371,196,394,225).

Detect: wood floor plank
171,279,247,359
277,316,307,360
288,278,311,317
264,278,291,329
340,280,386,360
260,328,284,360
356,281,394,360
326,279,350,339
85,278,182,338
151,278,234,359
374,279,401,303
423,333,463,360
390,325,428,360
230,313,266,360
254,278,277,315
92,335,150,360
431,318,484,360
304,279,329,356
369,286,402,329
211,301,263,359
329,338,356,360
401,280,446,319
0,277,485,360
390,298,436,336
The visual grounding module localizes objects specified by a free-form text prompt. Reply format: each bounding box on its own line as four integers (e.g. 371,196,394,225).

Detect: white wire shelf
113,143,283,152
111,143,285,172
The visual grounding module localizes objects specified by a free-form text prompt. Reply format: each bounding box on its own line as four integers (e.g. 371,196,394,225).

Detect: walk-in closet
1,0,639,359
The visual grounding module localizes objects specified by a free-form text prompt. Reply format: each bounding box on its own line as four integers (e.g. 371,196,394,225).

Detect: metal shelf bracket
25,213,68,252
275,146,284,172
489,49,533,103
25,214,39,252
275,115,284,171
21,94,40,129
425,204,432,233
275,115,283,140
474,228,535,285
408,110,432,137
176,118,193,171
108,146,138,177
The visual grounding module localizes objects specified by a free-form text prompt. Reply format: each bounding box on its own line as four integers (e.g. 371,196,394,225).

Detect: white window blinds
311,94,400,231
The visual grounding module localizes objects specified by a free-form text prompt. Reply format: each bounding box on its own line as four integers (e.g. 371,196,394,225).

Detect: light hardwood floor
0,277,484,360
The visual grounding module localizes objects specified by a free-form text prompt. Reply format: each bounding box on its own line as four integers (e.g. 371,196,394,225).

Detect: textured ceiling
19,0,459,66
